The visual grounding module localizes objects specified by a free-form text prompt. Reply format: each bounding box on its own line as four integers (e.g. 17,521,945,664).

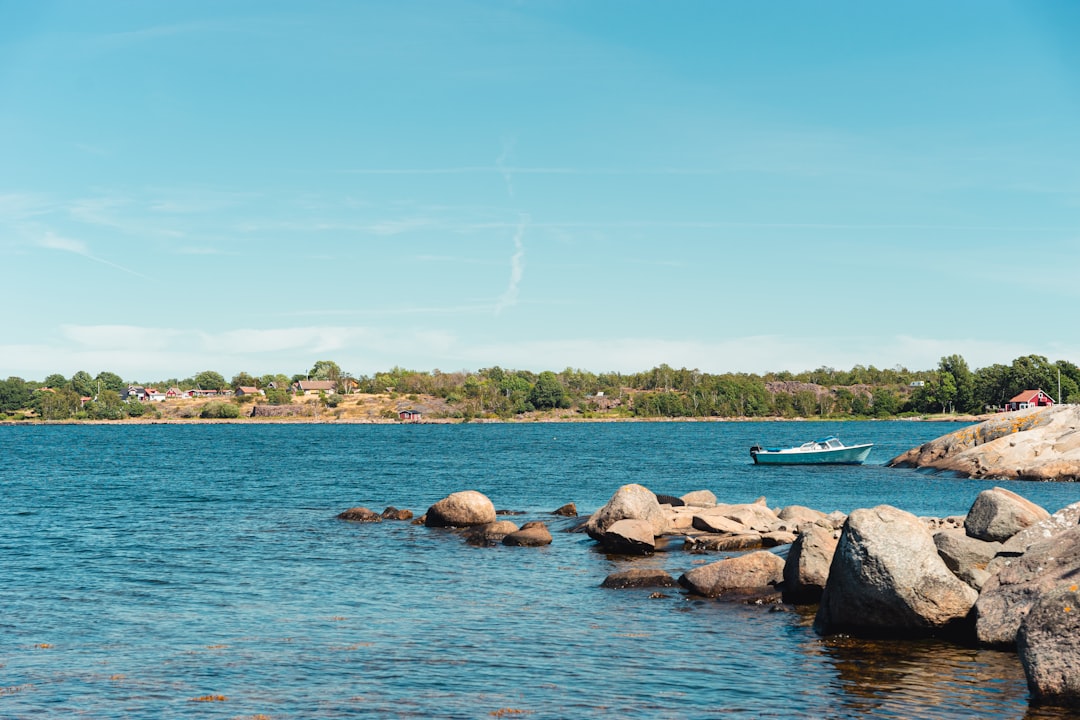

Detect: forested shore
2,353,1076,423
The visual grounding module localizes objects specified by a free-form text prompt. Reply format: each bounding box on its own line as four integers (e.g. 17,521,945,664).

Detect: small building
399,409,422,422
909,380,925,387
235,386,263,397
165,387,184,399
1004,389,1055,413
295,380,337,395
122,386,147,402
146,389,168,402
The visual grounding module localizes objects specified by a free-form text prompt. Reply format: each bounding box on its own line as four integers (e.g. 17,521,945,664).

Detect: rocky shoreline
341,480,1080,709
309,407,1080,708
889,404,1080,481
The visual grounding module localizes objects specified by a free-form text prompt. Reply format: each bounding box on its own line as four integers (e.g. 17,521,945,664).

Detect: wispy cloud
38,231,150,278
495,216,528,314
496,135,517,197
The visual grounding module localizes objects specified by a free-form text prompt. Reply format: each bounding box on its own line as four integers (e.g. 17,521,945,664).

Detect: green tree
38,388,80,420
0,377,33,413
85,390,124,420
71,370,94,397
194,370,227,391
231,372,257,391
939,355,974,413
266,388,292,405
872,389,899,417
309,360,342,383
94,371,126,394
528,371,566,410
200,401,241,419
43,373,69,390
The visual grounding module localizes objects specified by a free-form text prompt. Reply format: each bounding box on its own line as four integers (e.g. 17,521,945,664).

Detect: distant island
1,353,1075,424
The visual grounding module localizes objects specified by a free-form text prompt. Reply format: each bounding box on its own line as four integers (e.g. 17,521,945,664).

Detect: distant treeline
2,354,1077,421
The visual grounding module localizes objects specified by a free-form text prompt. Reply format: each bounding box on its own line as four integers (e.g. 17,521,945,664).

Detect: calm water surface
2,421,1079,719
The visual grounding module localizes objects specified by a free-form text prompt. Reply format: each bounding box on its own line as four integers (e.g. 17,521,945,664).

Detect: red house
1004,389,1055,413
399,409,422,422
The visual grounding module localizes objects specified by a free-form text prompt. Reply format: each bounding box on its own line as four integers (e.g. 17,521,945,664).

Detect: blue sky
2,1,1078,382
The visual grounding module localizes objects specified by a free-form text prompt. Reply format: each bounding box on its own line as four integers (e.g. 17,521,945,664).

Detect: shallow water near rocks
2,421,1078,718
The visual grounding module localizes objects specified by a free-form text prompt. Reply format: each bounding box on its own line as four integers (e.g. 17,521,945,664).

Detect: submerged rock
503,521,553,547
337,506,382,522
381,506,414,521
601,568,676,589
463,520,519,546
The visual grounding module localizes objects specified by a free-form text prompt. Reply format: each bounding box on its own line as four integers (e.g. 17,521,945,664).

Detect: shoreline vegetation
1,353,1076,425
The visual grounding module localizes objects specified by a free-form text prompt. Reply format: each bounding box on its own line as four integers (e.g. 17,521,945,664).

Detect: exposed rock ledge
888,405,1080,481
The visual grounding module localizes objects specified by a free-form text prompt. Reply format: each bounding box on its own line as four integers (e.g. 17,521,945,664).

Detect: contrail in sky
495,216,528,314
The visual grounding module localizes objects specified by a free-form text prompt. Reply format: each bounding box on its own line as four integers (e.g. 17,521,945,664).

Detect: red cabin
1004,389,1055,412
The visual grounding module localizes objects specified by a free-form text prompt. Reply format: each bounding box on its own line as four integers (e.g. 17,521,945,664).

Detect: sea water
2,421,1078,719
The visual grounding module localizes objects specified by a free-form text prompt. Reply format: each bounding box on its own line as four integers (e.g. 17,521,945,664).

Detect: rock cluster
336,481,1080,709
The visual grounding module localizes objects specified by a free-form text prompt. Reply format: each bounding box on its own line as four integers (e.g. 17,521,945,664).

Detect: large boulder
678,550,785,600
424,490,497,528
814,505,978,637
888,405,1080,480
1017,582,1080,706
585,484,667,540
783,523,839,604
964,487,1049,542
598,518,655,555
933,529,1001,591
975,524,1080,647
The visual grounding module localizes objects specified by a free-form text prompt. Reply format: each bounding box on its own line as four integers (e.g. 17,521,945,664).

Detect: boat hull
751,444,873,465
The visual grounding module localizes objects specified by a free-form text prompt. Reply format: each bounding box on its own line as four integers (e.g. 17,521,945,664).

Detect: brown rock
680,490,718,508
600,568,677,589
337,506,382,522
678,550,785,600
380,506,414,521
585,484,667,540
684,533,764,553
551,503,578,517
424,490,497,528
503,521,553,547
599,518,655,555
463,520,519,546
